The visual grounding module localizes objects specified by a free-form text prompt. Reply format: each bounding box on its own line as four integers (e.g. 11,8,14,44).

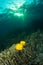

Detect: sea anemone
0,31,43,65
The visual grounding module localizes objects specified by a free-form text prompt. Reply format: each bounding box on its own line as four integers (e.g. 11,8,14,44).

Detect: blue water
0,0,43,51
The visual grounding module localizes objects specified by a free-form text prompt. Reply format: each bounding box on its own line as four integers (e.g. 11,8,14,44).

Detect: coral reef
0,31,43,65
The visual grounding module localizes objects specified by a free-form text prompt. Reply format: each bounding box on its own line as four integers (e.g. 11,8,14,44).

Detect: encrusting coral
0,31,43,65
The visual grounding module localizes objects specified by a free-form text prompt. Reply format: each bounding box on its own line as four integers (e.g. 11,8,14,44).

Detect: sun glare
14,13,24,17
